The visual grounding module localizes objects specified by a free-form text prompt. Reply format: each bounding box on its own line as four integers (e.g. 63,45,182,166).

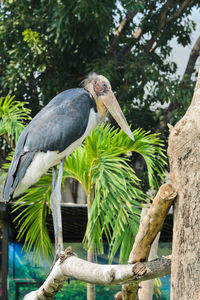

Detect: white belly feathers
14,109,99,196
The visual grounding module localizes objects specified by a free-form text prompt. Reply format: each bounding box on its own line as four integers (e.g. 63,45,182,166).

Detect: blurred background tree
0,1,199,166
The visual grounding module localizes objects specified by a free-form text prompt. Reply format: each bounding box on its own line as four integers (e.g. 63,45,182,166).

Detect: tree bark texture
23,249,171,300
168,68,200,300
123,184,176,300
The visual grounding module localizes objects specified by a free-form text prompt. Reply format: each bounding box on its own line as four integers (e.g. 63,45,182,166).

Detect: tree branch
145,0,173,52
155,35,200,134
145,0,197,52
123,183,176,300
111,10,137,52
23,183,175,299
23,250,171,300
166,0,196,24
114,10,137,38
184,35,200,76
129,184,176,264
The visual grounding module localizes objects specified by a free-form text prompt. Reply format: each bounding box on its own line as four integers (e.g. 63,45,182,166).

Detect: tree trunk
87,245,96,300
87,192,96,300
168,68,200,300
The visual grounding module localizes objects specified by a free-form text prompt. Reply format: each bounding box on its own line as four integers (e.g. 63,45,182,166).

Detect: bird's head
82,73,134,141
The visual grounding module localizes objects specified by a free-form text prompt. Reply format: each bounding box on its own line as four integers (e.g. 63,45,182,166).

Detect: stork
3,73,134,258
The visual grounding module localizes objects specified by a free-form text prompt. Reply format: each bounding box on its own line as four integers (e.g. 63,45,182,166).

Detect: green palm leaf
10,124,166,265
12,172,53,265
62,124,165,263
0,95,31,147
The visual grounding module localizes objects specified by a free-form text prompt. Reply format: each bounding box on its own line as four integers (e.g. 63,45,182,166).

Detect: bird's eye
102,82,107,88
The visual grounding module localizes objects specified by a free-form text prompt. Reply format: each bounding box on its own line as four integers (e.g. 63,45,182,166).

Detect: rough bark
168,68,200,300
23,248,171,300
122,184,176,300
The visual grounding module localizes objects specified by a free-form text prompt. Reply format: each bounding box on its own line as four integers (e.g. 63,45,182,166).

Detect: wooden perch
24,183,175,299
123,183,177,300
129,183,176,264
23,249,171,300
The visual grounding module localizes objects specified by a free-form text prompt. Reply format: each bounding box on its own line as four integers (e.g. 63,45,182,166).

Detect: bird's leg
52,165,57,190
50,158,65,261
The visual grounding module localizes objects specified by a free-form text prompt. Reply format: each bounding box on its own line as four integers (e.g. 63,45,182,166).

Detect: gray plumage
3,88,96,202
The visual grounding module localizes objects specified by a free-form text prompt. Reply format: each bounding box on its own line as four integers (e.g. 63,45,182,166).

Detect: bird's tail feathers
3,151,36,202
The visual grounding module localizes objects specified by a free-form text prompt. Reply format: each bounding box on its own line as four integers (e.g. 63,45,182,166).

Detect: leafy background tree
0,0,199,166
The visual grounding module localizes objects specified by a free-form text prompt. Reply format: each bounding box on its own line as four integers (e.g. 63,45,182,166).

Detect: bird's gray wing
23,89,93,153
3,88,96,202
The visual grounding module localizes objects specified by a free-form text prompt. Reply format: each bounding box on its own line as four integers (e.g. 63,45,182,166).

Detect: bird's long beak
102,91,135,141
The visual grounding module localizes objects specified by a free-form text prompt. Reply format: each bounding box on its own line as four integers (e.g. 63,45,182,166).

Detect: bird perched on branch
3,73,134,256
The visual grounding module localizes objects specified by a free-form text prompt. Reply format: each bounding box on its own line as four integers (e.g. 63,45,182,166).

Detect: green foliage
12,125,165,264
0,95,31,147
154,278,162,299
22,28,43,55
12,173,53,265
9,279,120,300
0,0,198,149
83,125,165,262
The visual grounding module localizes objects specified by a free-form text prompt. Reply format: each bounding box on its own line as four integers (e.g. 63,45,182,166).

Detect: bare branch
145,0,197,52
128,184,176,264
184,35,200,76
23,184,175,299
145,0,173,52
166,0,196,24
111,10,137,51
123,184,176,300
23,254,171,300
114,10,137,38
133,27,142,39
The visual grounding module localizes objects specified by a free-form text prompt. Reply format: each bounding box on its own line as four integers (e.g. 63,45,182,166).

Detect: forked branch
23,249,171,300
23,183,176,300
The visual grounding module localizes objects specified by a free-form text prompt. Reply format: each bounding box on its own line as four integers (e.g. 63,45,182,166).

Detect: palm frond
0,95,31,147
9,124,166,265
63,145,89,193
82,125,149,263
12,172,53,265
108,126,166,189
